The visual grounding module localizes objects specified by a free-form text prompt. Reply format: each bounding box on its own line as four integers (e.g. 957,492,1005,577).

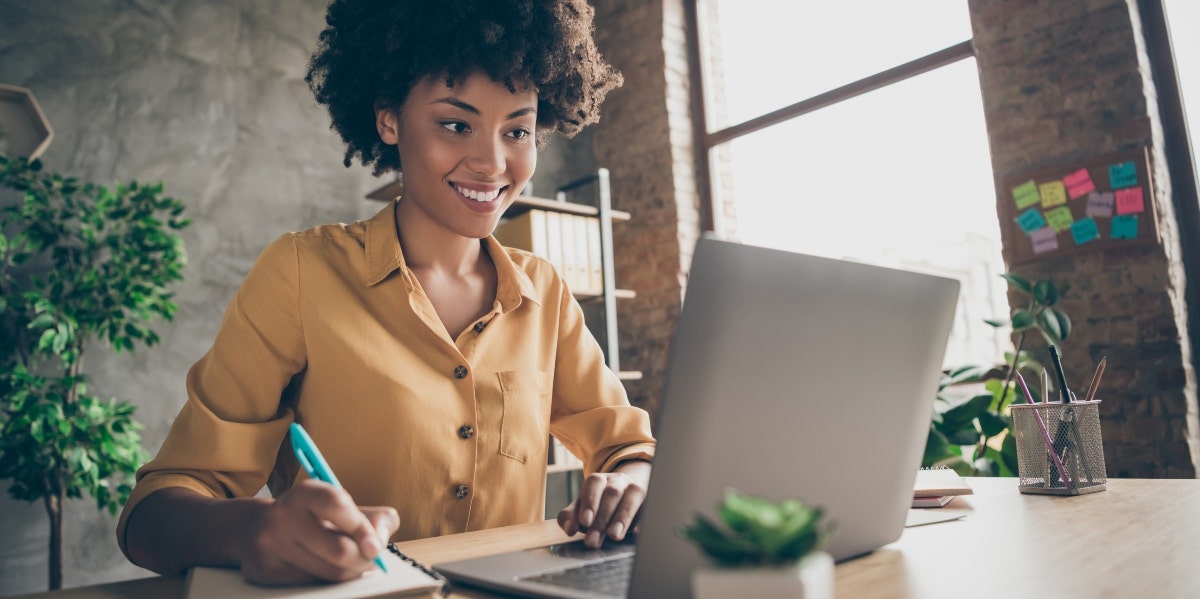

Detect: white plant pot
691,552,834,599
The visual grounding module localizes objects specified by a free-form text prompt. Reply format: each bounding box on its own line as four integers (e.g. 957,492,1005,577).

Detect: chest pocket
497,370,552,463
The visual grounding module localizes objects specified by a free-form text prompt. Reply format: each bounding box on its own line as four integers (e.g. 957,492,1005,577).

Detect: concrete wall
0,1,591,594
968,0,1199,477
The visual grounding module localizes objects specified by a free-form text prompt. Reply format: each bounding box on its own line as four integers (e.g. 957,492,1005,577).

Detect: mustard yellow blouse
116,201,655,554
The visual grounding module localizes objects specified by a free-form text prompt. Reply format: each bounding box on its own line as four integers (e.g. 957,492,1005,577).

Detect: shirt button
458,425,474,439
453,365,468,379
473,321,487,333
455,484,470,499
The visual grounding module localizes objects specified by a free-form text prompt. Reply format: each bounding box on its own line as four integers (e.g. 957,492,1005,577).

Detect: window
1163,0,1197,172
695,1,1007,366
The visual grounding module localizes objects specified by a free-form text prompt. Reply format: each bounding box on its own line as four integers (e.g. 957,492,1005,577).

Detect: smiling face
377,72,538,241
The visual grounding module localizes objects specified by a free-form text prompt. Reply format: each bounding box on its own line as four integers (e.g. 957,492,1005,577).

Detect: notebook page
185,551,442,599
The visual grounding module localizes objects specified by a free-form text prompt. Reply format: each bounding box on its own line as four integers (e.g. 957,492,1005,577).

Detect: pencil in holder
1010,400,1107,495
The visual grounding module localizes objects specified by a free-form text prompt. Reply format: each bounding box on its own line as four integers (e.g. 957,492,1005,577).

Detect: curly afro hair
306,0,623,175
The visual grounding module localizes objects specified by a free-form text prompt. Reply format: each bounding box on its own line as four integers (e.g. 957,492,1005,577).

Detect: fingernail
580,509,594,527
377,523,390,546
610,522,624,540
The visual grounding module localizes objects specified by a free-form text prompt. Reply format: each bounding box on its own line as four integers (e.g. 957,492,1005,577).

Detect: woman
118,0,655,585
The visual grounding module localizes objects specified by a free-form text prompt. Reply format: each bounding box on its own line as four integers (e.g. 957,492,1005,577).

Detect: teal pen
289,422,389,574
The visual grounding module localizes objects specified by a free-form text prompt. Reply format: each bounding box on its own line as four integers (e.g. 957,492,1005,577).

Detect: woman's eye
441,121,469,134
507,128,531,140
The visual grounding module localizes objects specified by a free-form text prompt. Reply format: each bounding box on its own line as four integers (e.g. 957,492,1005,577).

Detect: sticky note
1044,206,1075,232
1063,168,1097,199
1039,181,1068,208
1109,161,1138,189
1111,215,1139,239
1013,180,1041,209
1086,191,1115,218
1030,227,1058,254
1016,208,1048,233
1071,217,1100,245
1115,187,1145,214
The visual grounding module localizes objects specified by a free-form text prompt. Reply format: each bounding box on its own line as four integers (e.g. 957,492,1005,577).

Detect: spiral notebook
184,545,445,598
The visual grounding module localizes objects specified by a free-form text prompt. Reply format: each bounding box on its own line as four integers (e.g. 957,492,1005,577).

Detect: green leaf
1011,309,1036,331
978,410,1010,438
679,515,760,565
947,427,982,446
943,364,991,386
939,394,991,431
923,428,951,464
983,318,1006,328
1038,307,1071,343
1033,280,1059,306
1001,273,1033,295
1000,434,1020,476
36,328,57,352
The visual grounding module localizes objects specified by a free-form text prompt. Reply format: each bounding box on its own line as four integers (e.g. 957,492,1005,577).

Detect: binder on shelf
493,210,602,294
586,216,603,294
493,210,549,258
545,211,565,282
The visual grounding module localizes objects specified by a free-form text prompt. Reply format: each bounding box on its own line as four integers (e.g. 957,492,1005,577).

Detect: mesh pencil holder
1010,400,1107,495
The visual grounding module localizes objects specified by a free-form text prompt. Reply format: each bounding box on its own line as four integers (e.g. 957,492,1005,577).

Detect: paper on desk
905,509,966,528
184,551,442,599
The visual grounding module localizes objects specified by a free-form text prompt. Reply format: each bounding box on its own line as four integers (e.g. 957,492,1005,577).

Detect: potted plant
680,488,836,599
0,150,189,589
923,273,1071,476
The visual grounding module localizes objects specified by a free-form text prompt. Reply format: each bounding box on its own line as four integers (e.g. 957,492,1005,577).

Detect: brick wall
592,0,702,424
969,0,1200,476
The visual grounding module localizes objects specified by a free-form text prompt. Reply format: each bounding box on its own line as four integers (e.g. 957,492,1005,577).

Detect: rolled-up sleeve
116,234,307,556
547,281,655,476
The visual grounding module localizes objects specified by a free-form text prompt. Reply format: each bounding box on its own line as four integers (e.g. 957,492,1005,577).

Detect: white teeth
456,185,500,202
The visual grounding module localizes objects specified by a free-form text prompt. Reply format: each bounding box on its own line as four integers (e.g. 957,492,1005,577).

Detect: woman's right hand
239,479,400,585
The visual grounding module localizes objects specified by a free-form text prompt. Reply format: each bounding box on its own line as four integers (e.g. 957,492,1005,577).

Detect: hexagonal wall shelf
0,83,54,159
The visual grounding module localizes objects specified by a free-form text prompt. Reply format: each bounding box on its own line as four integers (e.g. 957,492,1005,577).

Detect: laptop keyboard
520,554,634,597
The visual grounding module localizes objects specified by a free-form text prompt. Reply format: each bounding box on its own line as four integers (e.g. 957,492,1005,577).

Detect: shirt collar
483,234,540,310
363,200,540,310
364,201,405,287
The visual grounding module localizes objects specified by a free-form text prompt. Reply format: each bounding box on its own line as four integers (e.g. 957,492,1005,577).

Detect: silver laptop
435,235,959,598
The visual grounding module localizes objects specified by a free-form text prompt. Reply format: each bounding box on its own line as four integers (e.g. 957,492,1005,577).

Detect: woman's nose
466,136,504,177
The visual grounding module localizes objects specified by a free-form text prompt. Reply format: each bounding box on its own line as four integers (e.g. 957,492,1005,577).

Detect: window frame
683,0,975,233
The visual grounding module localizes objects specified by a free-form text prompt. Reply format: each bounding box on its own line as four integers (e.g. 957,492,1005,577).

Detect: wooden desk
13,478,1200,598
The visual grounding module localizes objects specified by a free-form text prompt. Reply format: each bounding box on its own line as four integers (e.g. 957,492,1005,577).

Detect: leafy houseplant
923,274,1071,476
0,150,189,589
680,489,836,599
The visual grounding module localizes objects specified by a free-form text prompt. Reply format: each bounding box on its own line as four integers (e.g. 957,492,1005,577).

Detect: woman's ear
375,106,400,145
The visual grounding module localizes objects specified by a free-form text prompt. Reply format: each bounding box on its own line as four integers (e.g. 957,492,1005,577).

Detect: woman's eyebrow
506,107,537,119
433,97,480,114
432,97,536,119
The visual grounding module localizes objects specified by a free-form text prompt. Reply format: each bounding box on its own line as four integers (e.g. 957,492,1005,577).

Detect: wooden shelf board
617,371,643,381
575,288,636,302
546,463,583,474
505,196,631,221
365,178,403,201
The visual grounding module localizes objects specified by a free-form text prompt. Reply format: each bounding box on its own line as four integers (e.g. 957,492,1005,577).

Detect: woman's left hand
556,460,652,548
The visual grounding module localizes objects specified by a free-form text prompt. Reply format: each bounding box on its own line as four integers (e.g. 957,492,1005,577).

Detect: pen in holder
1011,400,1107,495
